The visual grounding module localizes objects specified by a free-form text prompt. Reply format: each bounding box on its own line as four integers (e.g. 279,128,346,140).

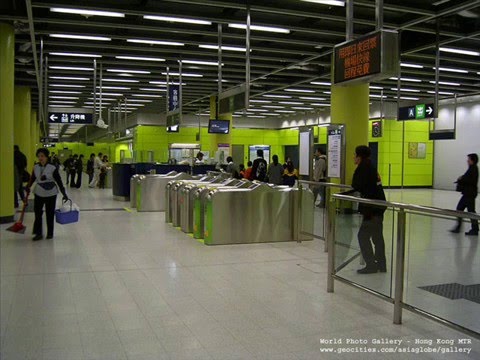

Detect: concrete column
14,86,32,168
0,23,15,223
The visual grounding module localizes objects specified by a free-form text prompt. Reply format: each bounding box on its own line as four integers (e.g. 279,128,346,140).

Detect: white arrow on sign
426,106,433,115
50,114,58,121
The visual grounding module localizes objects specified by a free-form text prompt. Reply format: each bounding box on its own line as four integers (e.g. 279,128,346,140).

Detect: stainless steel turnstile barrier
136,172,193,212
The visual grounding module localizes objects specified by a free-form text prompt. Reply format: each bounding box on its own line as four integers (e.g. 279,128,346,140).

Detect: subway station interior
1,0,480,359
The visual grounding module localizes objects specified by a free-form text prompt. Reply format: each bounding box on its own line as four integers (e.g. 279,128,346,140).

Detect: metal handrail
298,180,353,190
333,193,480,221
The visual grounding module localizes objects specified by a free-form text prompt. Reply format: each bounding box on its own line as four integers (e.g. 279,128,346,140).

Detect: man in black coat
451,153,479,236
14,145,27,207
348,145,387,274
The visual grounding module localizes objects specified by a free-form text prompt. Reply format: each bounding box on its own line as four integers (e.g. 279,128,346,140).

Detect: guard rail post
393,208,406,324
323,185,331,252
327,195,336,293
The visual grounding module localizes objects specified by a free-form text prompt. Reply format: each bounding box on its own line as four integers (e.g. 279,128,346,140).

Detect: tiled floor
1,187,479,359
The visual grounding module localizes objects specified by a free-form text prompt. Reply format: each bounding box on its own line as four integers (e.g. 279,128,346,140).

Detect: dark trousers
69,170,77,188
456,195,479,232
358,214,386,268
75,171,82,188
33,195,57,237
66,171,70,185
87,171,94,184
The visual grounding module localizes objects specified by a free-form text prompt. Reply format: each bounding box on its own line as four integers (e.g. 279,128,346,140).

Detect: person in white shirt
89,152,104,188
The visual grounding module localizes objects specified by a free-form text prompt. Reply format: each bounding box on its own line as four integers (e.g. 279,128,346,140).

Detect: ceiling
1,0,480,138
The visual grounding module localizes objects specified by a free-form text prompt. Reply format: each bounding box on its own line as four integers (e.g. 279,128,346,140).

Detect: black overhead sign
398,103,435,121
333,30,398,85
48,112,93,124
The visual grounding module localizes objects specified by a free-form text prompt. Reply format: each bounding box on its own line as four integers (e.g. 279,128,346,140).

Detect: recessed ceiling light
400,63,424,69
49,34,111,41
102,78,139,83
228,23,290,34
249,115,266,118
427,91,455,95
263,94,291,99
301,0,345,6
279,101,304,105
49,76,89,81
122,103,145,107
49,52,101,58
292,107,314,110
284,88,315,93
369,86,383,90
96,86,131,90
369,94,387,98
50,90,82,94
116,55,165,62
261,105,285,109
125,99,152,102
323,91,331,94
247,108,268,112
161,72,203,77
50,84,85,88
107,69,151,74
92,92,123,96
149,81,186,85
299,96,326,100
49,96,80,99
199,44,247,52
440,47,479,56
391,88,421,92
311,103,331,106
428,81,460,86
264,113,281,116
310,81,331,86
49,66,93,71
48,104,75,107
399,97,420,100
143,15,211,25
183,60,220,66
433,67,468,74
389,77,422,82
275,110,296,113
49,100,77,104
131,94,162,98
139,88,166,92
249,99,271,103
49,7,125,18
127,39,184,46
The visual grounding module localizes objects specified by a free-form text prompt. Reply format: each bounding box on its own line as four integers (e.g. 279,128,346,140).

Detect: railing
298,180,352,251
327,193,480,339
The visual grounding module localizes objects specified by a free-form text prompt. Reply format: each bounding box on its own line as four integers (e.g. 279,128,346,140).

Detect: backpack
256,160,267,181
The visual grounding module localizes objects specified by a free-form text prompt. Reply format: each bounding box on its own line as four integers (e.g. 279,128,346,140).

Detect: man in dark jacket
251,149,268,182
451,153,479,236
349,145,387,274
14,145,27,207
63,155,74,185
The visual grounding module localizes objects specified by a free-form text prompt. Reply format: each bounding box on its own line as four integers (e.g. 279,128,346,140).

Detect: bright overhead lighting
50,90,82,94
48,105,74,108
390,77,422,83
49,34,111,41
261,105,285,109
228,23,290,34
427,91,455,95
50,52,101,58
139,88,166,92
125,99,152,102
183,60,220,66
292,107,314,110
107,69,151,74
299,96,326,100
264,113,281,116
433,67,468,74
311,103,331,106
323,91,331,94
369,94,387,98
50,7,125,17
275,110,296,113
127,39,184,46
122,103,145,107
301,0,345,6
249,115,266,118
401,63,423,69
96,86,131,90
84,102,111,105
279,101,304,105
92,92,123,96
247,108,268,112
428,81,460,86
49,100,77,104
284,88,315,93
369,86,383,90
399,97,420,100
131,94,162,98
161,72,203,78
250,99,271,103
116,55,165,62
51,84,85,88
49,96,79,99
49,76,89,81
199,44,246,52
310,81,331,86
440,47,480,56
49,66,93,71
102,78,139,83
263,94,291,99
391,88,420,92
143,15,211,25
149,81,186,86
87,98,116,101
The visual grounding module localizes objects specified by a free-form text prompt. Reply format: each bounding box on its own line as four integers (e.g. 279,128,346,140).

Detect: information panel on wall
333,30,398,85
327,127,343,178
299,129,312,177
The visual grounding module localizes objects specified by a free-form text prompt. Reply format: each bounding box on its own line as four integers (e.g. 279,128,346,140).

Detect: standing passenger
86,153,95,184
245,161,253,180
75,154,84,188
63,155,73,185
26,148,69,241
283,161,298,187
226,156,239,178
239,164,246,179
267,155,284,185
349,145,387,274
313,148,327,208
69,155,78,188
14,145,28,208
89,152,104,188
451,153,479,236
252,149,268,182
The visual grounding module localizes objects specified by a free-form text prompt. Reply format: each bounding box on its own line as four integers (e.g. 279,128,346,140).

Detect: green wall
44,142,131,164
368,119,433,187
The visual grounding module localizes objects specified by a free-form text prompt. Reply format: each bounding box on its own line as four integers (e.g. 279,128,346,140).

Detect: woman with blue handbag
26,148,69,241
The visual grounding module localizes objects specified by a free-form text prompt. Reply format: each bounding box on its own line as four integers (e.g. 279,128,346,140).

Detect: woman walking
26,148,69,241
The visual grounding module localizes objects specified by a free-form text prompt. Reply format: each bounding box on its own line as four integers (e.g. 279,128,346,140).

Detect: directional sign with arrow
398,103,436,121
48,112,93,124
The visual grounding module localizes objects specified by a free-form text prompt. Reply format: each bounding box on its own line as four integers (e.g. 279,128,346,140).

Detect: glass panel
404,211,480,333
333,198,395,298
300,182,326,241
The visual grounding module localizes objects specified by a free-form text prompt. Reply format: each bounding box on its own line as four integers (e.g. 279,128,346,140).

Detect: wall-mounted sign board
398,103,436,121
333,30,398,85
327,126,345,180
48,112,93,124
372,121,382,138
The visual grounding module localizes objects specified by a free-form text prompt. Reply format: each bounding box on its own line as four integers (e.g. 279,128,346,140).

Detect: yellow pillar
31,110,38,161
209,95,232,156
14,86,32,168
0,23,15,223
330,83,369,184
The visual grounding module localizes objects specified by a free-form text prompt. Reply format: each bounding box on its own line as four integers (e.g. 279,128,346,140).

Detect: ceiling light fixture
199,44,247,52
131,94,162,98
247,109,268,112
49,96,80,99
440,47,480,56
275,110,296,113
49,90,82,94
107,69,151,74
310,81,331,86
284,88,315,93
50,84,85,88
49,52,101,58
102,78,139,83
369,94,387,98
139,88,166,92
399,97,420,100
249,99,271,103
389,77,422,82
48,104,74,107
49,7,125,17
301,0,345,6
92,92,123,96
127,39,184,46
279,101,304,105
264,113,281,116
125,99,152,102
400,63,424,69
261,105,285,109
143,15,211,25
116,55,165,62
369,86,383,90
96,86,131,90
183,60,220,66
427,91,455,95
228,23,290,34
428,81,461,86
299,96,326,100
391,88,421,92
49,66,93,71
161,72,202,77
49,34,111,41
433,67,468,74
292,107,314,110
311,103,331,106
149,81,186,85
49,100,77,103
263,94,291,99
49,76,89,81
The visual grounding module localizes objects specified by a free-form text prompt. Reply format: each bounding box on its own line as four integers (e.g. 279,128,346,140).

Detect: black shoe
465,230,479,236
450,228,461,234
46,234,53,239
357,266,378,274
377,264,387,273
32,234,43,241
